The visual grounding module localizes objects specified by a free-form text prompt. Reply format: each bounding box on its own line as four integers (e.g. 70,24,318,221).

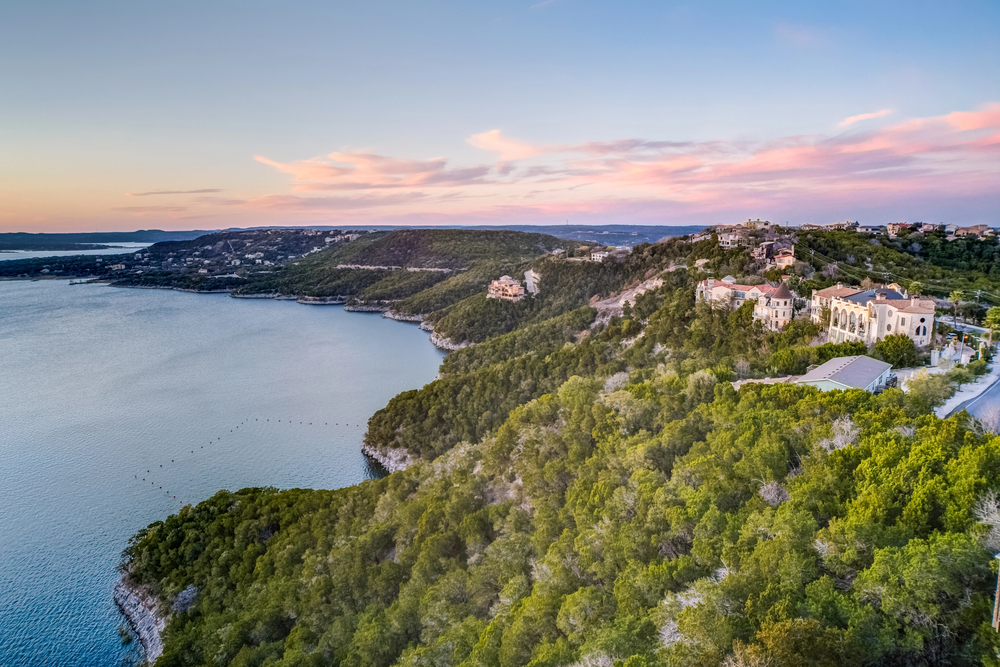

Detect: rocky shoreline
344,303,390,312
114,573,168,664
362,443,417,473
383,310,425,323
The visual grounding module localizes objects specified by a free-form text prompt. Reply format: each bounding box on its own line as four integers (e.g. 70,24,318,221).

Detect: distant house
739,218,775,231
108,264,126,270
752,241,775,262
774,246,795,269
718,230,750,248
857,225,885,234
524,269,541,295
795,356,892,393
827,220,857,230
590,250,610,262
956,225,992,238
487,276,526,302
886,222,912,237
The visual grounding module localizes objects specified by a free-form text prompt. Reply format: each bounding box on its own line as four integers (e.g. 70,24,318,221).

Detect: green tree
949,289,965,327
984,306,1000,345
905,370,954,413
873,333,918,367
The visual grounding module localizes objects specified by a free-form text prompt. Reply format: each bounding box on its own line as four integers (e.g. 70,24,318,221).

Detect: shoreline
361,443,416,473
114,572,169,663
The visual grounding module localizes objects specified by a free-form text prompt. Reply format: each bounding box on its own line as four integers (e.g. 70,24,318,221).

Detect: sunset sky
1,1,998,232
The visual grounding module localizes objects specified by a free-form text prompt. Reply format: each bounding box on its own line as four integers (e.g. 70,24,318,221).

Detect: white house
696,278,795,331
795,355,893,393
825,287,935,346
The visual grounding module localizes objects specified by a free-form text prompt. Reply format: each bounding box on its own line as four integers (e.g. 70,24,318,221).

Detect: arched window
849,312,856,332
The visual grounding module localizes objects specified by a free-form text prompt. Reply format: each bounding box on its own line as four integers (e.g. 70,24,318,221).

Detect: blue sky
1,1,998,230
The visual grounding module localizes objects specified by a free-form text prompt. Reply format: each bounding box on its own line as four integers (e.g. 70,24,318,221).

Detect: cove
0,280,444,666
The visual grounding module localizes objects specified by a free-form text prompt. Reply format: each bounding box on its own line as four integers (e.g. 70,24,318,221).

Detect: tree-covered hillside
123,230,1000,666
231,230,564,306
126,380,1000,667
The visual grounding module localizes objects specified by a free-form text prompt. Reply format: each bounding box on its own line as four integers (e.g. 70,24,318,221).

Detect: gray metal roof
842,289,905,304
796,355,892,389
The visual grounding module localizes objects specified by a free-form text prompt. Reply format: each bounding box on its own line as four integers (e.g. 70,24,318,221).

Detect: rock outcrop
362,443,417,473
114,574,168,664
383,310,425,323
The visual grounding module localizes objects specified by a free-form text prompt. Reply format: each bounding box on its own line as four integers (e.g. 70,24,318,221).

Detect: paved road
951,373,1000,419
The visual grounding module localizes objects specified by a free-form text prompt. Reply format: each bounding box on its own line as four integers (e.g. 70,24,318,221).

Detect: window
887,324,892,331
901,318,906,326
920,317,926,323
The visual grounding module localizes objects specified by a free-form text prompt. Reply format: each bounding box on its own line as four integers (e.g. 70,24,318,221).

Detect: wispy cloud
113,205,188,213
246,102,1000,224
128,189,223,196
253,152,490,191
466,130,544,161
838,109,893,128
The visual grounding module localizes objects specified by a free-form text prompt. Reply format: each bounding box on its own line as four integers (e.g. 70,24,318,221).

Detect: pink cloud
466,130,543,161
254,152,490,191
242,103,1000,225
838,109,893,127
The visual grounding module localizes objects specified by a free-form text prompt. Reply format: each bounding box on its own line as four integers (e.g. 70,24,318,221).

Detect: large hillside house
814,285,935,346
717,229,750,248
487,276,525,302
696,277,795,331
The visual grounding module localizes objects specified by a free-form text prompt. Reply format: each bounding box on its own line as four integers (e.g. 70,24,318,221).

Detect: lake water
0,281,444,666
0,242,151,262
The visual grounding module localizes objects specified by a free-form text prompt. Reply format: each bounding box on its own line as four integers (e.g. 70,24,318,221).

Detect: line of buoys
133,415,368,506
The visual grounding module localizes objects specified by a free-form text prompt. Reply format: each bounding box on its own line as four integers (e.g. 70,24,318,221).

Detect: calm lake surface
0,281,444,666
0,242,151,262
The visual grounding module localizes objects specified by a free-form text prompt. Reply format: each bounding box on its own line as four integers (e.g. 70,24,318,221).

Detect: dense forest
122,227,1000,667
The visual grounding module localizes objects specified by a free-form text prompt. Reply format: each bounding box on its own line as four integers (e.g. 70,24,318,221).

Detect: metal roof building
795,355,892,393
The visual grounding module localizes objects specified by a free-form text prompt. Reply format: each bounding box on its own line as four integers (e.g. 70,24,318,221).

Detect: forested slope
123,230,1000,667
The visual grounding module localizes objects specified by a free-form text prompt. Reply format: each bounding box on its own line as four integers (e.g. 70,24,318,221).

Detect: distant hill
0,230,210,251
235,229,566,302
455,224,707,246
315,228,565,269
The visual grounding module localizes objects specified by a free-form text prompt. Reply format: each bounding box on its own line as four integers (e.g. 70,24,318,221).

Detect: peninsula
115,223,1000,666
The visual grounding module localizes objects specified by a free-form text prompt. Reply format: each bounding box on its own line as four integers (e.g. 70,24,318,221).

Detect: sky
1,0,998,232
